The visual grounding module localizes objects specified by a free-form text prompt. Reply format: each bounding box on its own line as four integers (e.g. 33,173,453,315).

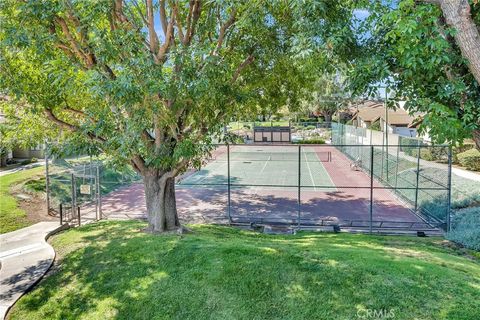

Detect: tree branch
231,54,255,83
173,3,185,44
159,0,168,36
146,0,160,54
157,10,175,63
44,108,106,143
213,8,237,56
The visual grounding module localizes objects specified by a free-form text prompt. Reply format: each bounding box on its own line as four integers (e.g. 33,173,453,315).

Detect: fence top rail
211,143,451,147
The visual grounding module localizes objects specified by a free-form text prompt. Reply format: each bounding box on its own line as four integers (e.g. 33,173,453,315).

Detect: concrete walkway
0,162,45,177
0,222,65,319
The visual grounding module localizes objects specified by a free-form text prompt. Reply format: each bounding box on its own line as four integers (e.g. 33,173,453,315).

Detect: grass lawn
9,221,480,320
0,166,45,234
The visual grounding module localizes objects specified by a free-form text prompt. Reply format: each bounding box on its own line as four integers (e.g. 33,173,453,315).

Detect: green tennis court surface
178,147,336,191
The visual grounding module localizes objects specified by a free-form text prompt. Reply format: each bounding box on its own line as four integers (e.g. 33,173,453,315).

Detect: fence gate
70,167,101,223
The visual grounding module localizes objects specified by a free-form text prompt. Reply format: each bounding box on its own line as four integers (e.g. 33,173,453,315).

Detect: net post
446,145,453,232
369,145,374,234
297,144,301,229
227,144,232,224
414,141,421,213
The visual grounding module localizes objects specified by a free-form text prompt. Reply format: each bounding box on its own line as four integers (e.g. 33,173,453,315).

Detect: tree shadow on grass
11,222,480,320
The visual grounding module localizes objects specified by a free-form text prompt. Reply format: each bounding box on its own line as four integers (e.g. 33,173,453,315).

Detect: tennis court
179,146,335,191
176,144,430,229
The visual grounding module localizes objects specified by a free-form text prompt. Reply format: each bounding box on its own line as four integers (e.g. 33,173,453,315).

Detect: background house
351,100,417,138
0,110,44,167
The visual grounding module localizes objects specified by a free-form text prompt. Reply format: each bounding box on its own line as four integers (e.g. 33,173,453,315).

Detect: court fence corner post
297,144,301,229
414,141,421,213
446,145,453,232
96,164,102,220
44,140,50,216
369,145,374,234
227,144,232,224
71,173,76,214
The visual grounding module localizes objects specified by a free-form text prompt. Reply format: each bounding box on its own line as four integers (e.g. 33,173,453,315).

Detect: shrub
31,157,38,163
447,207,480,251
418,147,448,162
293,138,325,144
20,159,32,165
453,143,475,163
370,121,381,131
457,148,480,171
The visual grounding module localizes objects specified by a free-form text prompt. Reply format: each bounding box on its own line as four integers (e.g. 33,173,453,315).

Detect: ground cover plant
0,166,45,233
8,221,480,320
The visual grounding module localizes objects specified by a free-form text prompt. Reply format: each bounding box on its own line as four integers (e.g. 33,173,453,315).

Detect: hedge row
400,141,477,166
457,149,480,171
293,139,326,144
447,207,480,251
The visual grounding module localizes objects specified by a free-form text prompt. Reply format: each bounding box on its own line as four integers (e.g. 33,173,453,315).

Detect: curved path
0,222,66,319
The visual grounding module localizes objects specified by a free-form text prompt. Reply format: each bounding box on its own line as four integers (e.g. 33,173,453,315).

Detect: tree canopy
0,0,357,231
350,0,480,147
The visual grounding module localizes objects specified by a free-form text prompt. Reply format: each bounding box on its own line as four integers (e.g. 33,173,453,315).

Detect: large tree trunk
143,171,180,232
436,0,480,84
473,129,480,150
323,112,333,123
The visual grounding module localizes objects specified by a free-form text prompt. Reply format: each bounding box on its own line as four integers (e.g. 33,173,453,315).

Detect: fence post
96,164,101,220
45,141,51,215
414,141,421,212
60,203,63,225
71,173,76,214
369,146,374,234
77,206,81,226
446,145,453,232
297,145,301,229
394,144,400,191
227,144,232,224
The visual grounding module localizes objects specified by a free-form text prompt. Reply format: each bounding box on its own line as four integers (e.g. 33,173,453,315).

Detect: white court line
303,150,317,192
305,148,337,192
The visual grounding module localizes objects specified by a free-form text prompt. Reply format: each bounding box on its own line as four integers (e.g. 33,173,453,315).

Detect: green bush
370,121,381,131
453,143,475,163
293,138,325,144
457,148,480,171
447,207,480,251
417,147,448,162
20,159,32,165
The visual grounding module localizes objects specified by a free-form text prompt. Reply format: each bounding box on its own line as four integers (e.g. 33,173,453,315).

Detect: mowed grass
9,221,480,320
0,166,45,233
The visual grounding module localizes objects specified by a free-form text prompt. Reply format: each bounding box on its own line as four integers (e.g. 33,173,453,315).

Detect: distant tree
303,73,350,122
350,0,480,148
0,1,354,232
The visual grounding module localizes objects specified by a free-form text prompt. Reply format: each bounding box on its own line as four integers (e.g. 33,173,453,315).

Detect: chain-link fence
179,143,447,232
332,123,452,230
46,148,142,224
46,134,452,233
